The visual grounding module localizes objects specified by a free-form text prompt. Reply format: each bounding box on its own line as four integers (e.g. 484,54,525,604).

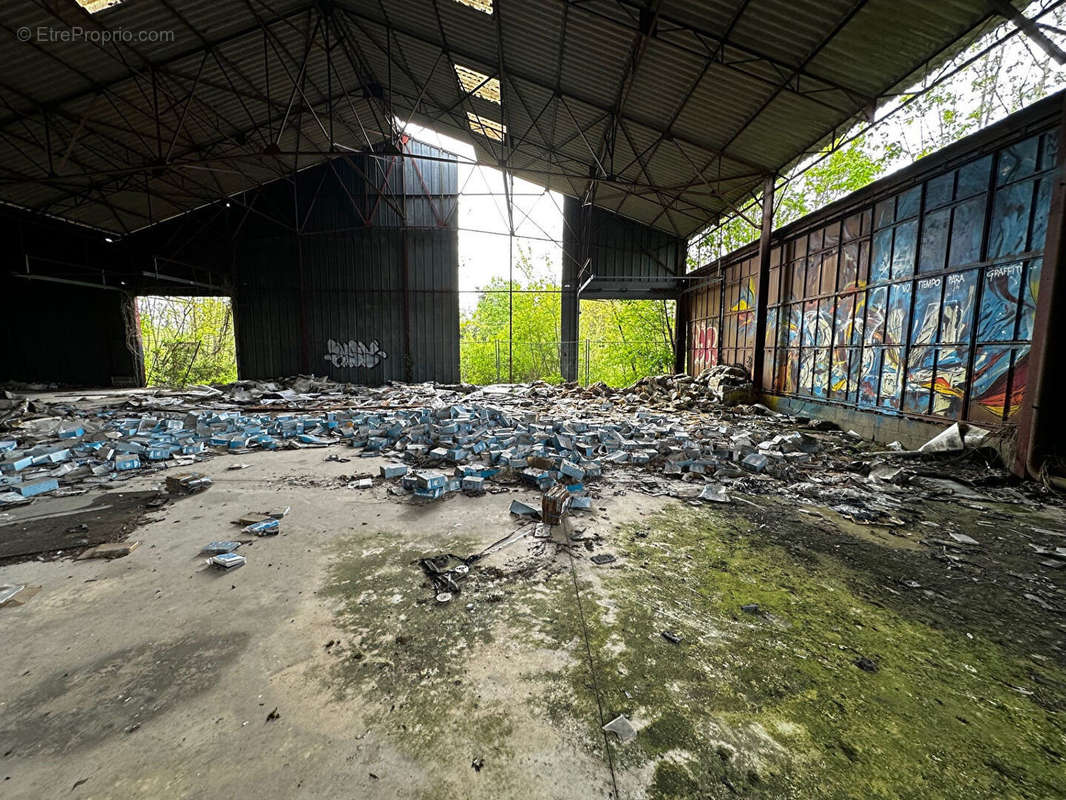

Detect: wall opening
578,299,676,387
136,296,237,387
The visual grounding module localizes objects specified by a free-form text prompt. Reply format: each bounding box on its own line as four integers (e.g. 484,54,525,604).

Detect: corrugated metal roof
0,0,1029,237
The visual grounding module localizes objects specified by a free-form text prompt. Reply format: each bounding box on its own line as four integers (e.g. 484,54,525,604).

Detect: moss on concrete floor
321,509,1066,799
540,506,1066,799
319,530,568,770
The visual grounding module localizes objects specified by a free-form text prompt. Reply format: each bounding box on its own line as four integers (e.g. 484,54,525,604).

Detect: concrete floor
0,447,660,799
2,445,1064,799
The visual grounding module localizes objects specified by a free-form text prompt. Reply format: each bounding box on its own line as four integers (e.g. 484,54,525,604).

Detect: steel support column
1015,95,1066,480
559,201,583,382
673,241,689,374
751,175,775,392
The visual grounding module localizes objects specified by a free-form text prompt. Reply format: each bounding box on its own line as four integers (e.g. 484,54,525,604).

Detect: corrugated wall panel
234,141,459,384
0,208,142,386
686,94,1062,429
564,197,685,299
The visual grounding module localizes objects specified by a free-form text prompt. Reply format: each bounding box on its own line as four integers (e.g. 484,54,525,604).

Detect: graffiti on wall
324,338,388,369
689,321,719,372
731,276,757,336
746,127,1056,426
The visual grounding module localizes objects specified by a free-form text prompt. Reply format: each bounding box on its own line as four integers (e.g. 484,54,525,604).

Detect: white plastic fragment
949,532,980,546
919,422,992,454
602,715,637,742
698,484,731,503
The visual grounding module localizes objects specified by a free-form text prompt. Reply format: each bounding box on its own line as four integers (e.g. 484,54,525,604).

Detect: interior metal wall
563,197,686,298
232,140,459,384
0,208,142,387
686,92,1062,429
560,197,686,379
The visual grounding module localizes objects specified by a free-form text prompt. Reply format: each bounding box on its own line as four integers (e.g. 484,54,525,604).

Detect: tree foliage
689,3,1066,268
138,296,238,387
578,298,675,386
459,249,674,386
464,6,1066,386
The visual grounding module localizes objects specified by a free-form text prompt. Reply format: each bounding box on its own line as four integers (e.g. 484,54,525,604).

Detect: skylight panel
454,65,501,104
467,112,506,142
455,0,493,14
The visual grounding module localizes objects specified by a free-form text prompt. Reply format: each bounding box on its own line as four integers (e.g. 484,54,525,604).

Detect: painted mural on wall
323,339,388,369
692,126,1056,427
731,276,757,333
689,321,719,372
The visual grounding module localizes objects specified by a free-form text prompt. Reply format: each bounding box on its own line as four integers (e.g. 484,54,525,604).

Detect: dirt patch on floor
740,495,1066,667
0,491,169,565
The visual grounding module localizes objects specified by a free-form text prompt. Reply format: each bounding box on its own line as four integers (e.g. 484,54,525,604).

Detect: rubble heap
608,364,756,409
0,372,1032,529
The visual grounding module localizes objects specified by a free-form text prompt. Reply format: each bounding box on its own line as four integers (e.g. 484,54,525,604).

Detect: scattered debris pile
609,364,756,409
0,374,1042,537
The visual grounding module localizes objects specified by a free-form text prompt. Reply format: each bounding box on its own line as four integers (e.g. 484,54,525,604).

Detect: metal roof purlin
0,0,1034,236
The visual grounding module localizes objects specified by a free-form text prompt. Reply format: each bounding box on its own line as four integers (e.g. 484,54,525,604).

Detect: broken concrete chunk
165,472,212,494
741,452,768,472
13,478,59,497
416,471,447,490
867,463,906,484
77,541,140,560
461,475,485,493
509,499,539,517
202,541,243,554
209,552,246,570
238,512,272,526
243,518,280,536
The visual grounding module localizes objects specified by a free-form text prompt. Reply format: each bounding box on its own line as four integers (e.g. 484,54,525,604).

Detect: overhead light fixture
104,236,114,243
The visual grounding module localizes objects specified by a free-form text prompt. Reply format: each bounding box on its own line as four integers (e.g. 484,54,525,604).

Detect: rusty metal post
673,291,688,374
672,238,688,374
399,141,414,382
1015,96,1066,479
751,175,775,391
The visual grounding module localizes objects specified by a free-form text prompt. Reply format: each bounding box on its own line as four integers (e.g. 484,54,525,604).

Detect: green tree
688,2,1066,269
460,250,562,383
138,296,238,387
579,299,675,386
460,248,675,386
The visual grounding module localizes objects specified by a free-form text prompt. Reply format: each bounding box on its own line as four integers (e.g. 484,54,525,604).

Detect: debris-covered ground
0,372,1063,798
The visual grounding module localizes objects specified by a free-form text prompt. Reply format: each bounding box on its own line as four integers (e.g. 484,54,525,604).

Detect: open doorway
577,299,676,386
136,296,237,387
